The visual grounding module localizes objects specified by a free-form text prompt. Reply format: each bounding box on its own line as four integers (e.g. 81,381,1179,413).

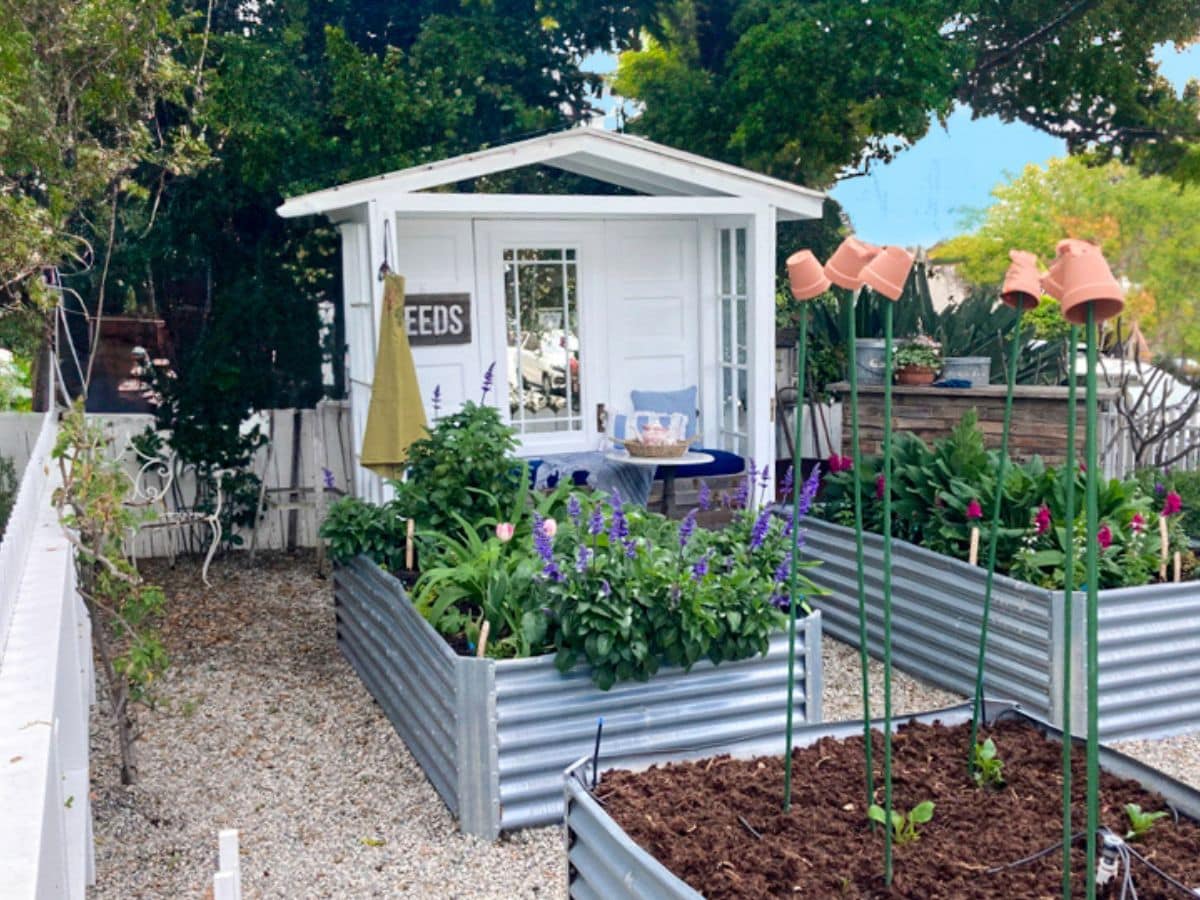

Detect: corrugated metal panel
496,616,823,832
564,701,1200,900
1095,582,1200,740
334,558,460,812
804,519,1053,717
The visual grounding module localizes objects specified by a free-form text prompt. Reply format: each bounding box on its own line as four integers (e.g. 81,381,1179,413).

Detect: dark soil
599,718,1200,898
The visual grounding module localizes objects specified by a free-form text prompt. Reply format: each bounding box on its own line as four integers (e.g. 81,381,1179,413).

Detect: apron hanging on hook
377,218,392,281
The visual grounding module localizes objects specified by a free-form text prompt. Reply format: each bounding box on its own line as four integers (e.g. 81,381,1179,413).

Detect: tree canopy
938,156,1200,357
615,1,1200,188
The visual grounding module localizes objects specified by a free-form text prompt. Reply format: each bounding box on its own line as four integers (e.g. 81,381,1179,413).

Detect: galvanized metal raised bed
803,518,1200,740
334,555,824,838
562,700,1200,900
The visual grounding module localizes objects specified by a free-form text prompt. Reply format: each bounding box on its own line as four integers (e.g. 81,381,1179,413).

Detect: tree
937,156,1200,357
615,1,1200,188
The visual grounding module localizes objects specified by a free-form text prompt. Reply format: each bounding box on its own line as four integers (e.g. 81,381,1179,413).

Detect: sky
585,42,1200,248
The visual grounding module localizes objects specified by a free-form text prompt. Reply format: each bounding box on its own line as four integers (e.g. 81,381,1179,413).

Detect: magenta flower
1097,524,1113,550
1131,513,1145,533
966,498,983,520
1035,505,1051,535
1162,491,1183,518
875,474,885,501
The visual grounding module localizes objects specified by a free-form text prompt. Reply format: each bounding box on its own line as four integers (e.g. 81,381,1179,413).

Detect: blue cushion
629,386,699,439
656,448,745,480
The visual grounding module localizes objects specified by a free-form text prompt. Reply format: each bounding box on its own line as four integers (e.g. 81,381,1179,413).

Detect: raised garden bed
803,518,1200,741
563,701,1200,899
334,555,823,839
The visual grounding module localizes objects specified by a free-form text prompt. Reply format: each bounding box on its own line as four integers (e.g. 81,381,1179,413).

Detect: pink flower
541,518,558,539
966,499,983,520
1035,505,1051,535
827,454,854,474
495,522,515,543
1162,491,1183,518
1131,513,1145,533
1097,524,1112,550
875,474,886,500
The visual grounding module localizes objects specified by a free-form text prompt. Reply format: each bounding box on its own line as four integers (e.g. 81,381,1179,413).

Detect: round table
604,450,715,515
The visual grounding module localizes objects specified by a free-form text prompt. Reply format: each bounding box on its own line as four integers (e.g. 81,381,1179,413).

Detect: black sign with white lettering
404,293,471,345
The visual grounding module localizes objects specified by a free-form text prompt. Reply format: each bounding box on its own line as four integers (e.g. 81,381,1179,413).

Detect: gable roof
277,128,824,220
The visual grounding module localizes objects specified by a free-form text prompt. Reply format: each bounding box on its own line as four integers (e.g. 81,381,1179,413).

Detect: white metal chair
122,437,229,587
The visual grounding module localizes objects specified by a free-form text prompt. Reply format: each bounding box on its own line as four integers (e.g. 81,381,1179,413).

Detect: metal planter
803,518,1200,740
334,556,824,838
563,700,1200,900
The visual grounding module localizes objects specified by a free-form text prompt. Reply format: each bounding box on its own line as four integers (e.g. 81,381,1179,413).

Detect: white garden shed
278,128,825,502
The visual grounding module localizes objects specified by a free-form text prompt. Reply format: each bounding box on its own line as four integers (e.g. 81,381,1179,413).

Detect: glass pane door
718,227,748,454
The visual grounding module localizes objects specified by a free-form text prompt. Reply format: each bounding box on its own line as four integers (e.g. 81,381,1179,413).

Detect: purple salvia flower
322,467,335,490
747,457,758,485
780,464,795,501
749,508,772,551
599,579,611,598
691,552,710,581
575,544,591,573
1155,482,1166,496
797,463,821,519
698,480,711,511
731,476,749,509
678,509,698,550
624,538,637,559
480,362,496,402
567,495,582,528
588,504,605,536
432,384,442,417
609,490,629,542
771,594,790,611
760,463,770,489
533,514,563,582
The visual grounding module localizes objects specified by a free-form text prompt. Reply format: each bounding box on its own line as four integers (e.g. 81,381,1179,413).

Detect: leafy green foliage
868,800,935,846
389,400,523,546
0,453,17,539
972,738,1005,789
817,411,1190,589
320,495,411,574
1136,468,1200,544
51,402,167,784
1124,803,1168,841
616,2,1200,189
893,340,941,370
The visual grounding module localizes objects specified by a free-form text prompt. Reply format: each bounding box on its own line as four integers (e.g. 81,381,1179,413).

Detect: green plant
893,338,942,370
1136,468,1200,541
0,453,16,539
389,394,522,546
971,738,1005,788
0,349,32,410
319,495,411,573
868,800,934,846
52,401,167,785
1124,803,1168,841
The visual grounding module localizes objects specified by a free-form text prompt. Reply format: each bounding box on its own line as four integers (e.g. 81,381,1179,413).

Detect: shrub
1135,467,1200,541
0,453,16,539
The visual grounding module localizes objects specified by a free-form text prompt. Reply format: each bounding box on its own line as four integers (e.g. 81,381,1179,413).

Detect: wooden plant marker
1160,517,1170,581
476,620,491,658
405,518,415,571
1175,551,1183,583
968,527,980,567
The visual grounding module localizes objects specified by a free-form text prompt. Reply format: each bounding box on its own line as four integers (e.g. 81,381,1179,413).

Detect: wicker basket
617,438,691,459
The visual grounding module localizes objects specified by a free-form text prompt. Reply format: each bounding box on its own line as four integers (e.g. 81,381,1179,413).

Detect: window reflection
504,248,582,435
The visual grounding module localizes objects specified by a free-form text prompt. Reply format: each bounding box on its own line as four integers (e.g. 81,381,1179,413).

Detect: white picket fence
92,401,352,559
0,412,45,482
0,406,96,900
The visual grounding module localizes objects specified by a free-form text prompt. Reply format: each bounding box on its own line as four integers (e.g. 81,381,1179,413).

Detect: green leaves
867,800,935,846
971,738,1006,789
1124,803,1168,841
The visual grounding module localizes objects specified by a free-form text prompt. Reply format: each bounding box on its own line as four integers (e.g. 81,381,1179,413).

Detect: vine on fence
52,402,167,785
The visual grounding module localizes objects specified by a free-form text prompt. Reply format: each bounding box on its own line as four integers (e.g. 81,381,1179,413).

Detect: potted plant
893,336,942,385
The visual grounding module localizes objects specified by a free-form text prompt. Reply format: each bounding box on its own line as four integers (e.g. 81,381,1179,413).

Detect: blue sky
585,43,1200,247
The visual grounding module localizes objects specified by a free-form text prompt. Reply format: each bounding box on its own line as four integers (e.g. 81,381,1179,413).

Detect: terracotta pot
786,249,831,300
1043,239,1125,325
862,246,914,301
1001,250,1041,310
823,237,881,290
896,364,938,385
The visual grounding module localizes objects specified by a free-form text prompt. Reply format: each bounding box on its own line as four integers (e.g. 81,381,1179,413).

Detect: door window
718,228,748,454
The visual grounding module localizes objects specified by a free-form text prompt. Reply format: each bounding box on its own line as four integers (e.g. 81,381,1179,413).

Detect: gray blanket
533,451,655,506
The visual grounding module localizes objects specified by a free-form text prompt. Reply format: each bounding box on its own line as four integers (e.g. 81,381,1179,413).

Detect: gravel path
90,553,563,899
90,554,1198,898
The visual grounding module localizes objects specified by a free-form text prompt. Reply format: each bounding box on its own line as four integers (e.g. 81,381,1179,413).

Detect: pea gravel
90,553,1198,898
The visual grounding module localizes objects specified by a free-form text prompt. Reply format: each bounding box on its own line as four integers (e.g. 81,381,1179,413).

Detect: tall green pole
1061,324,1079,899
846,286,874,814
881,299,895,885
1084,307,1101,899
968,303,1025,765
783,302,809,811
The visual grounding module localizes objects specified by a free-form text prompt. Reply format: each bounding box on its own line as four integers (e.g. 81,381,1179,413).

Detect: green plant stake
1084,305,1101,899
783,301,809,812
881,298,895,885
845,285,875,816
968,302,1025,766
1061,324,1079,900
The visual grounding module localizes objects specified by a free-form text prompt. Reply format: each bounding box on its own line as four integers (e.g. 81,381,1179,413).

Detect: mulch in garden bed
599,718,1200,899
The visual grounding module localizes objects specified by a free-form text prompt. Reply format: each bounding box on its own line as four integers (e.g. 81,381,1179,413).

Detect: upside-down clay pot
823,237,881,290
1001,250,1042,310
1045,239,1125,325
786,250,832,301
860,246,914,301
